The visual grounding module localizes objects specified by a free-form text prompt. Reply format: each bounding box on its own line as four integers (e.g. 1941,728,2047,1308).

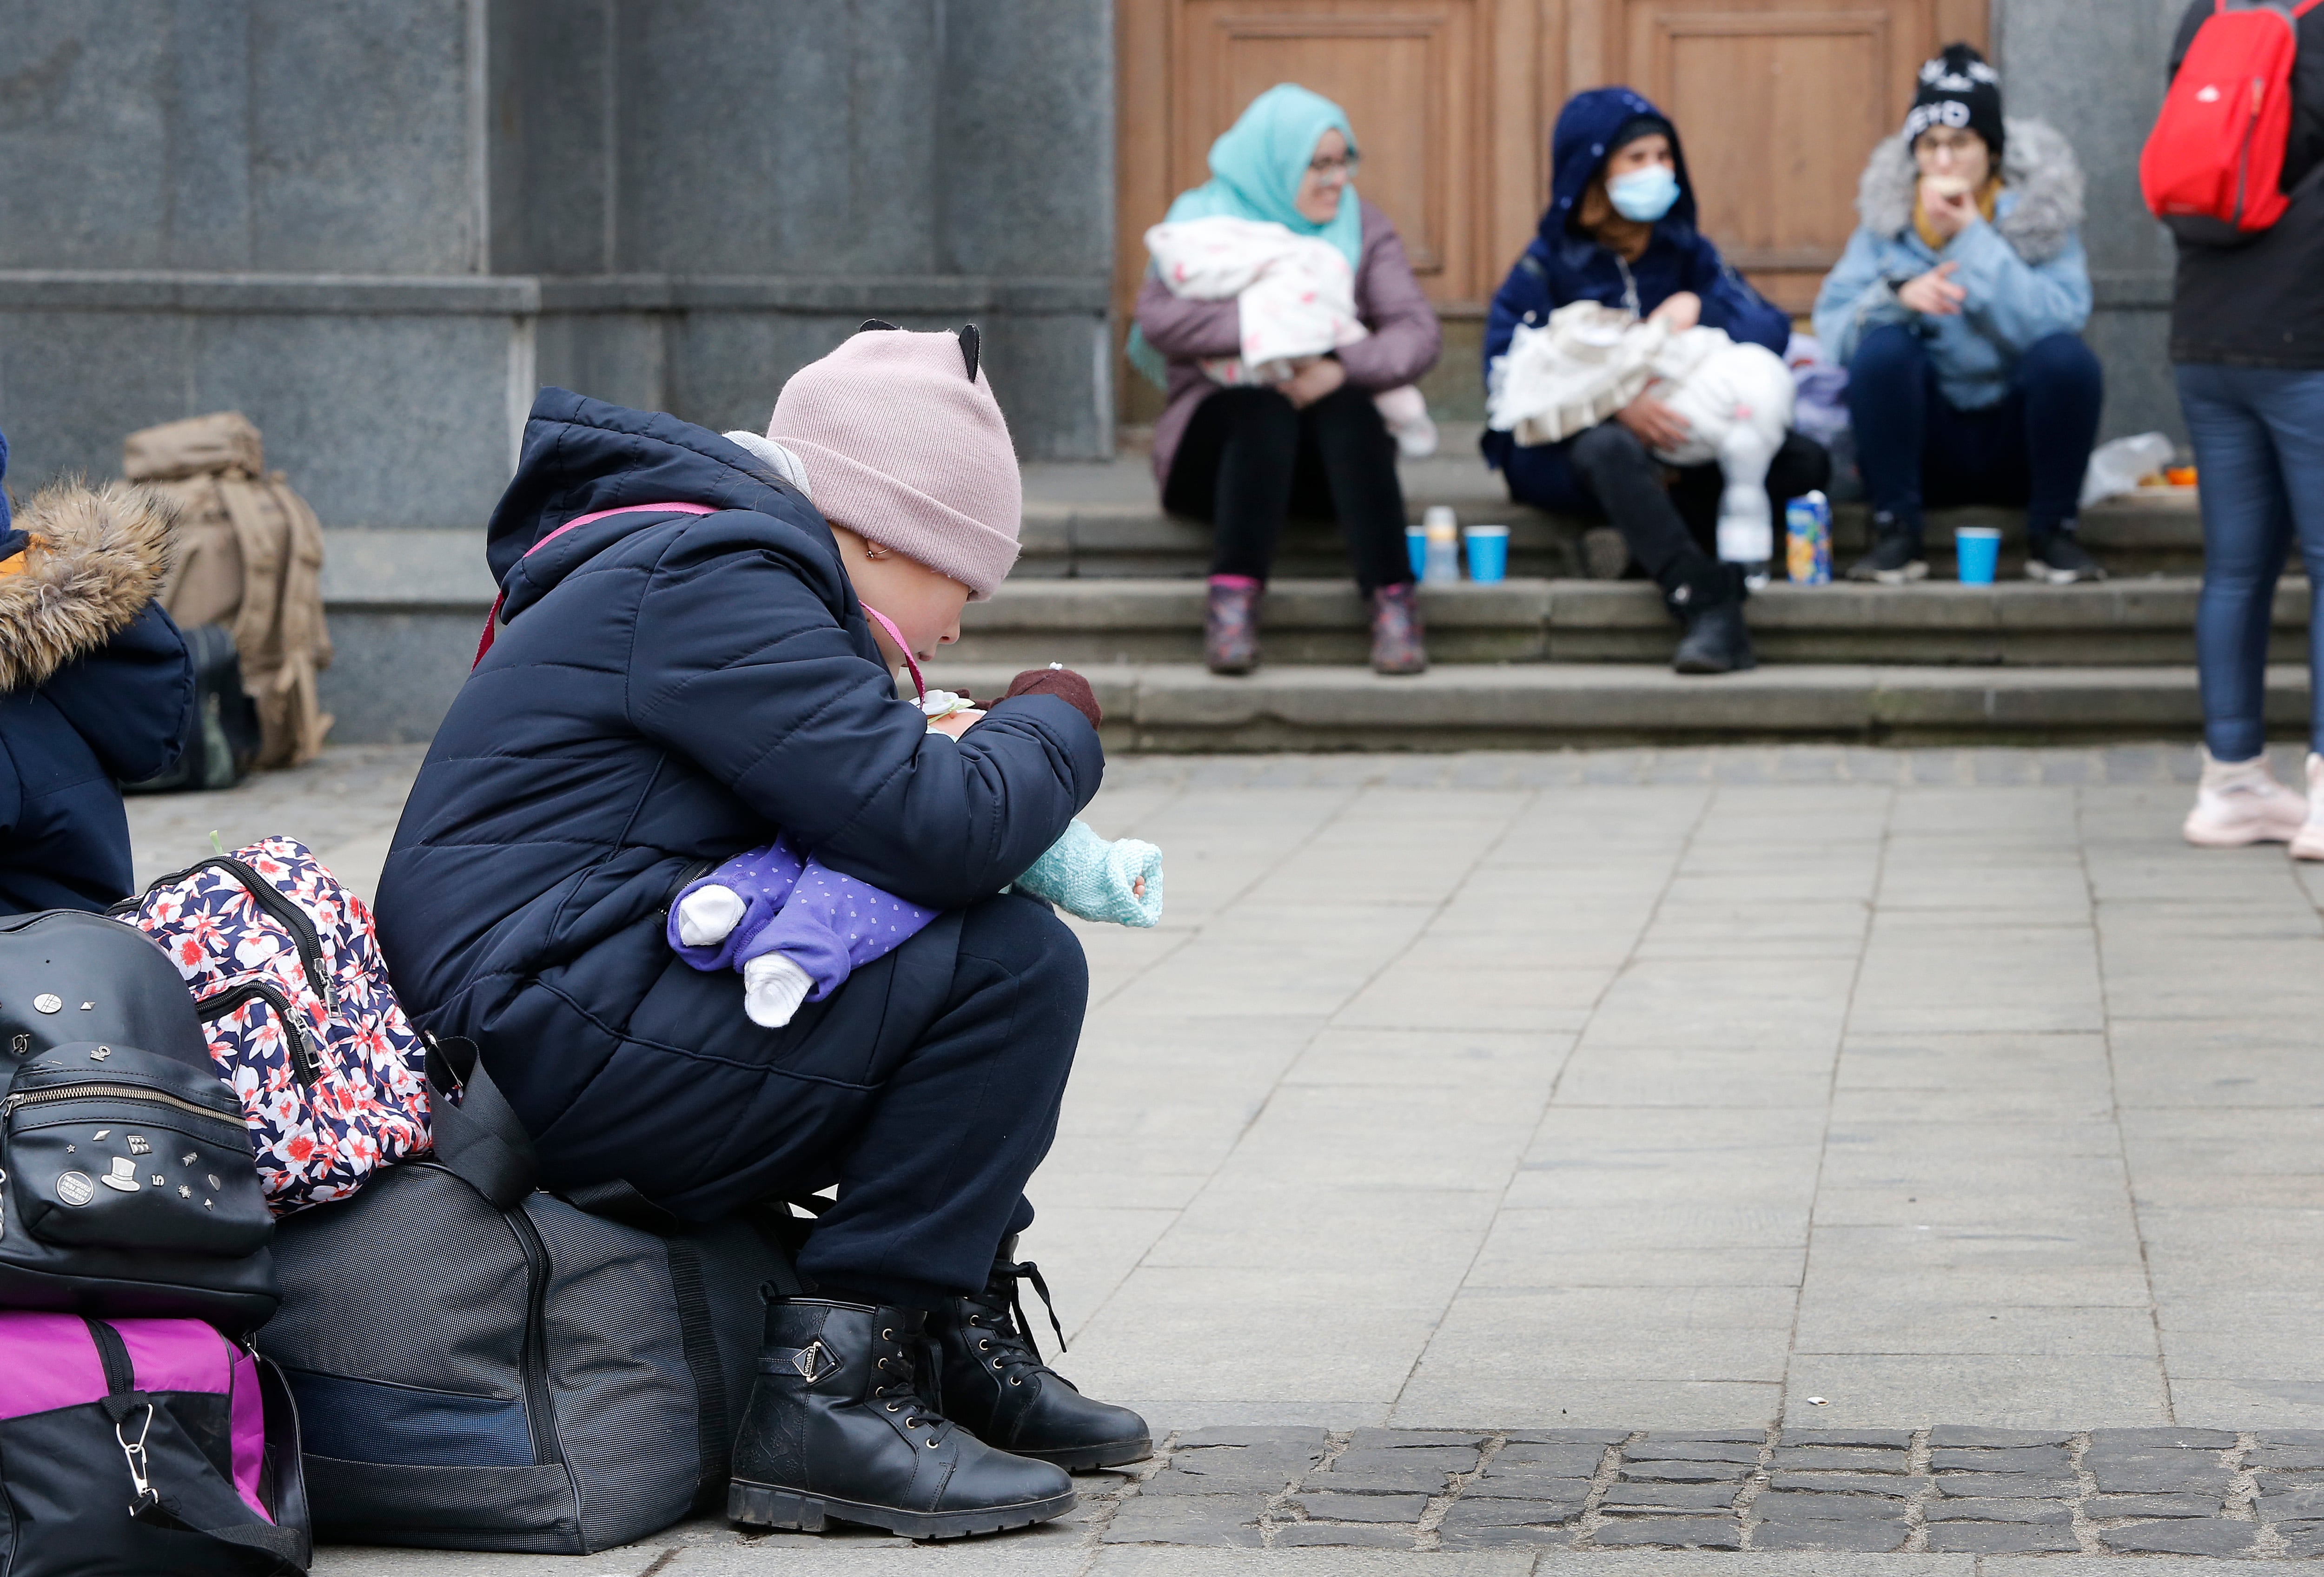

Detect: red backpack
2142,0,2321,239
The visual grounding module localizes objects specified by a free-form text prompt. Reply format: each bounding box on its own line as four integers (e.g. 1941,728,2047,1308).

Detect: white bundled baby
1488,302,1796,577
1144,215,1437,459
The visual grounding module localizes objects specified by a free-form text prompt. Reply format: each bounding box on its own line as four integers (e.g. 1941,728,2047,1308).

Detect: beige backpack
123,412,333,768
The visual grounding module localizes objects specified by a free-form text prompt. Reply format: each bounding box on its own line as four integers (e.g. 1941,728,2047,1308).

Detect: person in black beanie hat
1905,43,2006,163
1814,42,2106,586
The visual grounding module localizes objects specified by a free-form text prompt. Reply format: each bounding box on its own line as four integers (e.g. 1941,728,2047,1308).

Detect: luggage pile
2,839,797,1567
123,413,335,783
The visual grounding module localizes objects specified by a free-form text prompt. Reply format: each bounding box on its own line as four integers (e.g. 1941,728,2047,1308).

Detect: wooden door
1116,0,1551,420
1116,0,1987,424
1567,0,1987,311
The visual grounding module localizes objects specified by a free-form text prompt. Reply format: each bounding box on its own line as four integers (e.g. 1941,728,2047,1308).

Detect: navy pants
522,891,1086,1309
1496,424,1831,588
1847,325,2103,540
2180,363,2324,760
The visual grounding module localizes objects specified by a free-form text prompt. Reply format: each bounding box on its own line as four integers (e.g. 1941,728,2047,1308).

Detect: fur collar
0,480,174,692
1855,117,2085,264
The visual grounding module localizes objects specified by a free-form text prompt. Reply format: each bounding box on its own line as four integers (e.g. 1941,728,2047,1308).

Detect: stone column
1991,0,2189,443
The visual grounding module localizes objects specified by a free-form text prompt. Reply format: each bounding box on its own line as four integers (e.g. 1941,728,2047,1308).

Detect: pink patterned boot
1370,583,1427,675
1205,576,1261,674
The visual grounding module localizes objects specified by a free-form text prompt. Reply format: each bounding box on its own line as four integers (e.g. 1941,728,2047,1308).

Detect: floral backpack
119,836,431,1211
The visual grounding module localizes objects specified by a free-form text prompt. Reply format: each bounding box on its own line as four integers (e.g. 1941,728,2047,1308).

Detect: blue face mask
1607,165,1680,223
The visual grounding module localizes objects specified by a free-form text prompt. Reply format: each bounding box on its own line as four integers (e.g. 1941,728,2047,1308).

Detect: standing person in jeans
1483,88,1828,676
2172,0,2324,849
1814,44,2106,586
1134,83,1441,676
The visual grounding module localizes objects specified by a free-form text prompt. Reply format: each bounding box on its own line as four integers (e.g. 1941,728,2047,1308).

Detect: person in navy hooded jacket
1484,88,1829,675
375,327,1148,1539
0,428,193,916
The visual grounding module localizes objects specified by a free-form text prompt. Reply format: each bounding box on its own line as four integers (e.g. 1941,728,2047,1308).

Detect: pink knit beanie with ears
765,323,1021,598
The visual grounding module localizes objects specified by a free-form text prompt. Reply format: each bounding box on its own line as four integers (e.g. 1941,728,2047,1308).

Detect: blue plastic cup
1955,526,2002,585
1464,525,1510,583
1406,526,1429,581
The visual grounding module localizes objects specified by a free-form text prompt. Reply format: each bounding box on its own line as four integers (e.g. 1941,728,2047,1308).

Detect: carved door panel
1569,0,1989,310
1116,0,1987,426
1117,0,1549,418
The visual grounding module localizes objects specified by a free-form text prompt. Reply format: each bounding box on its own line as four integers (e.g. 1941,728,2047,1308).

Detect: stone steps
1021,452,2210,580
925,660,2307,752
954,576,2306,668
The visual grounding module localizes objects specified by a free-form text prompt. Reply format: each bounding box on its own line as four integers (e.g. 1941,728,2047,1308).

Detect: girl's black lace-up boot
927,1239,1153,1471
728,1297,1076,1539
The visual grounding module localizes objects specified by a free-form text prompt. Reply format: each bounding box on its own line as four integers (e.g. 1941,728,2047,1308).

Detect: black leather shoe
729,1297,1075,1539
930,1240,1152,1471
1666,563,1757,676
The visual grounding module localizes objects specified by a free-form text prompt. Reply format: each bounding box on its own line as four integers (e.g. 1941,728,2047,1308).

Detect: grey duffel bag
254,1037,799,1554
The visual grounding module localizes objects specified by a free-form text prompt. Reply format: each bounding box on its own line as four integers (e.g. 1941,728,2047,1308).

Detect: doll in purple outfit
669,690,1164,1027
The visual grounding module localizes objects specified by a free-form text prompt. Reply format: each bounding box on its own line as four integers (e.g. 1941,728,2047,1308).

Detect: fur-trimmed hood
1854,117,2085,264
0,480,174,692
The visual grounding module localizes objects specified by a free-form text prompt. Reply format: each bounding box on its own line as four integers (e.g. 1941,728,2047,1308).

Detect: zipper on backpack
502,1206,565,1466
197,980,323,1088
149,857,335,1013
2233,77,2263,226
3,1082,237,1125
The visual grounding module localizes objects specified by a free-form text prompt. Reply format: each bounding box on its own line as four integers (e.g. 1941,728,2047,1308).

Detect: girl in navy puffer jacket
377,329,1151,1533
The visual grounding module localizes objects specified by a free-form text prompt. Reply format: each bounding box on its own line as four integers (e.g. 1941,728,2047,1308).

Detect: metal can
1785,491,1833,585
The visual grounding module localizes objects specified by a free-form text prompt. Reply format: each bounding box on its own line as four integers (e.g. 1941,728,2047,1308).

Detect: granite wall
1993,0,2188,445
0,1,2203,744
0,0,1116,534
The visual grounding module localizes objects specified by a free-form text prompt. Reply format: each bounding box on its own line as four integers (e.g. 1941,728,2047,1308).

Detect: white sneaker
2183,746,2308,846
2291,753,2324,861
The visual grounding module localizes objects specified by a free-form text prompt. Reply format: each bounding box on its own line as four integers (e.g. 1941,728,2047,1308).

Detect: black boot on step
1667,561,1757,676
728,1297,1075,1539
929,1239,1153,1471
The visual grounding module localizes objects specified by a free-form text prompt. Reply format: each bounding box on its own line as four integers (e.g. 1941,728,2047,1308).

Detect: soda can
1785,491,1832,585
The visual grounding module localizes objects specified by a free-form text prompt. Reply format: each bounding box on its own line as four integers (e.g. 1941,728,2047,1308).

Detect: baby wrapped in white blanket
1144,216,1437,459
1488,302,1796,571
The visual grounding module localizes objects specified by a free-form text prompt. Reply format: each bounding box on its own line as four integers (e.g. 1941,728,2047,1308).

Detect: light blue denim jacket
1812,119,2091,412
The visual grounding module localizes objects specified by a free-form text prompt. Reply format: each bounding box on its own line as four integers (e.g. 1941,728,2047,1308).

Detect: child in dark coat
657,423,1164,1029
377,327,1148,1539
0,431,193,916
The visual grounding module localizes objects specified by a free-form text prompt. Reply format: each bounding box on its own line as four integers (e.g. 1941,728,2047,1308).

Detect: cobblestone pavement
132,743,2324,1572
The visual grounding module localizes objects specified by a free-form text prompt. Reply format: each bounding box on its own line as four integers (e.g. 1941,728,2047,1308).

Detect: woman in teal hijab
1135,83,1441,677
1162,83,1367,266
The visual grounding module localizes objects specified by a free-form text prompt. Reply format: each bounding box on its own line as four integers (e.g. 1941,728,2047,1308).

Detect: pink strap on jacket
859,604,924,702
472,502,715,667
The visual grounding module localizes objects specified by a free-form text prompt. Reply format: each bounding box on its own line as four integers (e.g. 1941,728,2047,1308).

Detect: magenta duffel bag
0,1310,310,1574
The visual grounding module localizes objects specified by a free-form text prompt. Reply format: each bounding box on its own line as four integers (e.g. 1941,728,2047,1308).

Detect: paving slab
146,746,2324,1573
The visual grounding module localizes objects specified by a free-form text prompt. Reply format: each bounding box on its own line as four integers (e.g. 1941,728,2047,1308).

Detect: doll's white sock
675,884,747,947
743,953,815,1029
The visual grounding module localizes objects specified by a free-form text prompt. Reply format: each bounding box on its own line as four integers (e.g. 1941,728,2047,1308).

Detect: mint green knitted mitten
1013,819,1164,927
